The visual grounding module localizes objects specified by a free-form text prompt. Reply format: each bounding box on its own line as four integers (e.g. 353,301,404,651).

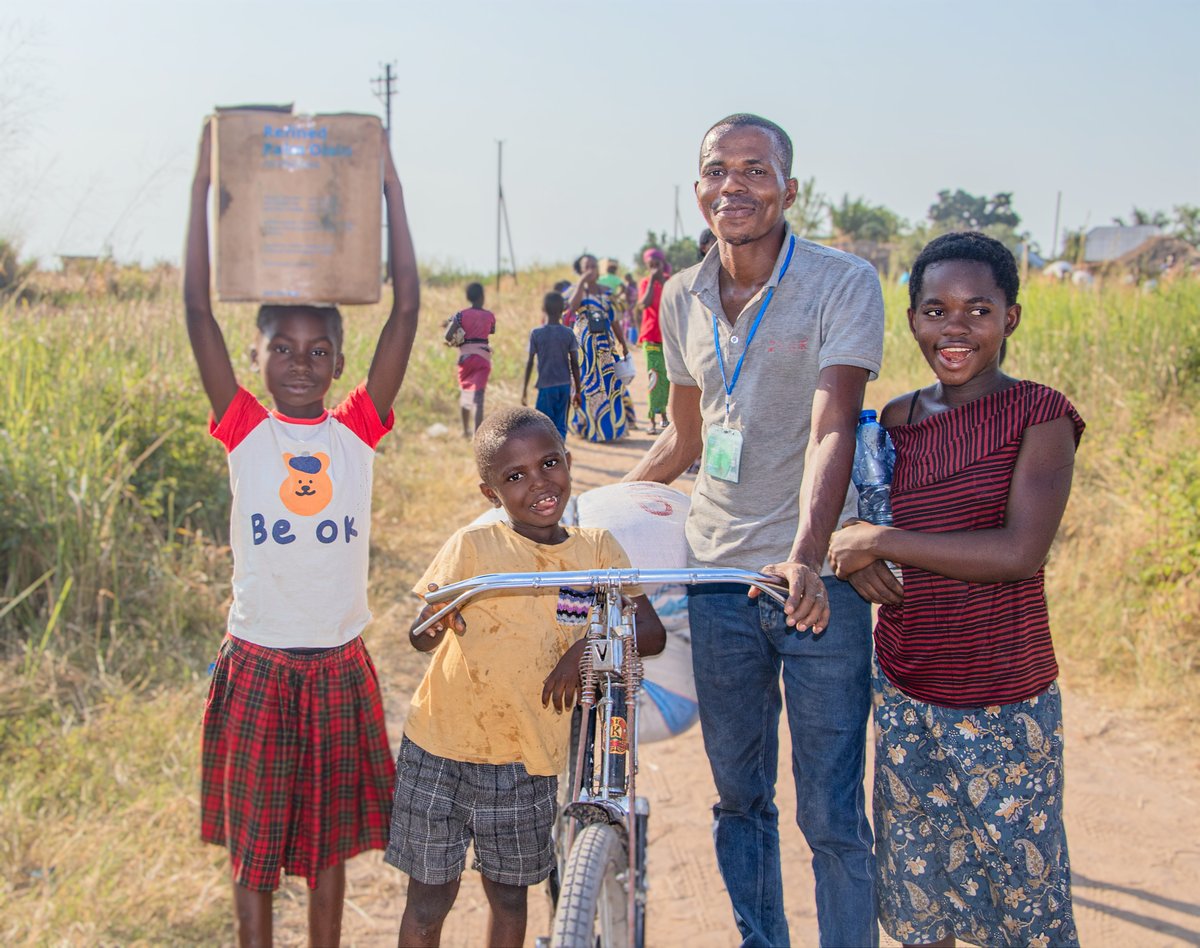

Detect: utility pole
371,63,397,280
496,140,517,291
673,185,684,242
371,62,396,135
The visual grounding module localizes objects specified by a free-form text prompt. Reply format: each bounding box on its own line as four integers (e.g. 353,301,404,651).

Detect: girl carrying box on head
830,232,1082,948
183,119,419,946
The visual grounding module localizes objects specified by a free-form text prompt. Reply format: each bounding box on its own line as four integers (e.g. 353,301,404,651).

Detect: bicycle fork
568,590,647,946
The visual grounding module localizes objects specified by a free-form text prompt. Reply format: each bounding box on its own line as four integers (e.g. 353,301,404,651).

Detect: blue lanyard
711,235,795,421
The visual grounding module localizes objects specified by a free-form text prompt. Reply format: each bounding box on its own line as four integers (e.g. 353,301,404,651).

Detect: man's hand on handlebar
754,561,830,634
410,583,467,652
542,638,586,712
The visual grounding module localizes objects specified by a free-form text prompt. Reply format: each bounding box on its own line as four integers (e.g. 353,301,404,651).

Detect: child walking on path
453,282,496,439
387,408,665,947
829,232,1082,948
636,248,671,434
522,291,582,439
184,120,419,946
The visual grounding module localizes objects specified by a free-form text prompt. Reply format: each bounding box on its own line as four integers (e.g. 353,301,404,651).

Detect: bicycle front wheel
550,823,631,948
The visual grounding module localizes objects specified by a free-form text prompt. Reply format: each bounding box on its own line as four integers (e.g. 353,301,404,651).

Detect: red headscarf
643,247,671,276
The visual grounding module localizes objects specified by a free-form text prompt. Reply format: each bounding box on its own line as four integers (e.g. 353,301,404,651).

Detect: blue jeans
688,578,876,948
535,384,571,438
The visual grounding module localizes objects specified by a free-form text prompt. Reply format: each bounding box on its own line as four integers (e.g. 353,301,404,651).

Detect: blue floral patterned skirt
570,328,627,442
873,668,1079,947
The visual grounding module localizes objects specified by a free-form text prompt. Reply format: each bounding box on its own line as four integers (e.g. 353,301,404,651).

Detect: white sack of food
573,482,696,742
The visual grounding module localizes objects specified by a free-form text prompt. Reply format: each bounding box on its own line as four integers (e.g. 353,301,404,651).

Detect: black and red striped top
874,381,1085,707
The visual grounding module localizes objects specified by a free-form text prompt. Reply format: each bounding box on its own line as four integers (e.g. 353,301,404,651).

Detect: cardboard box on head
212,105,383,304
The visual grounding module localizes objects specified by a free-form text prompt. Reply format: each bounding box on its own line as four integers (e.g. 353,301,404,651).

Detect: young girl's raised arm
830,413,1078,584
363,134,420,422
183,120,240,422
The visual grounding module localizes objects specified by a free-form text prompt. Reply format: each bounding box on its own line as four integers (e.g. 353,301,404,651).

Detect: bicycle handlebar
412,567,790,637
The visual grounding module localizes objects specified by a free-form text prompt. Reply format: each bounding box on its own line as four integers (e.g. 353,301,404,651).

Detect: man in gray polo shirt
628,114,883,946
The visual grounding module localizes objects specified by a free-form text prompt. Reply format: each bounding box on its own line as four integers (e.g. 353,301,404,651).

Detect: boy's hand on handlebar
410,583,465,652
756,561,830,634
542,638,586,712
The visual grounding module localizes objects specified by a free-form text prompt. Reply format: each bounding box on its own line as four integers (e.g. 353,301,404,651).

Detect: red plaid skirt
200,635,396,891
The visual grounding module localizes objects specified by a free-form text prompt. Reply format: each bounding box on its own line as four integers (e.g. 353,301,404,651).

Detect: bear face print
279,452,333,516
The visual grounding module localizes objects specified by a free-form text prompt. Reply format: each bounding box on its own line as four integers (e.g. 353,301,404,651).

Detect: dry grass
1,685,230,944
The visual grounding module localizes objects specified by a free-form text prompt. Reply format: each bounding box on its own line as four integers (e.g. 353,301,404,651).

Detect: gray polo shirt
659,225,884,571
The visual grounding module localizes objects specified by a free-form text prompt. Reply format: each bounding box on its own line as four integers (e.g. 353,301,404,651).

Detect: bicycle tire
550,823,630,948
548,707,586,913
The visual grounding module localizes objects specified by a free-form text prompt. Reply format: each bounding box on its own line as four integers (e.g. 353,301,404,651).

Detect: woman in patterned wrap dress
830,232,1081,948
566,253,629,443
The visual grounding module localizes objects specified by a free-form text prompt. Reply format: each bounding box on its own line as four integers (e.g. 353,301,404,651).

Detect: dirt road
273,365,1200,946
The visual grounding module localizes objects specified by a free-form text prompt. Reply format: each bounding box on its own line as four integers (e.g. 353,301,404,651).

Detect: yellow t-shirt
405,521,641,776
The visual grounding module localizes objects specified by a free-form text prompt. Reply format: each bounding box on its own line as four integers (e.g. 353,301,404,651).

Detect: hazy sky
2,0,1197,273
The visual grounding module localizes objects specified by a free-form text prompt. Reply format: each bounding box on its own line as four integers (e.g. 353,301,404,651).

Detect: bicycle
412,566,789,948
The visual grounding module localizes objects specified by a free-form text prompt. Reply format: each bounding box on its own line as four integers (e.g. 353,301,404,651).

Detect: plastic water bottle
853,410,895,525
852,410,903,584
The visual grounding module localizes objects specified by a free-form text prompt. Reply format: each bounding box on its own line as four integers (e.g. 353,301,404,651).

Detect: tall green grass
0,298,230,711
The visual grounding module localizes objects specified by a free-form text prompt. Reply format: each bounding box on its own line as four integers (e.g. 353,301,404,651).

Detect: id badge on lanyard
705,236,795,484
705,424,744,483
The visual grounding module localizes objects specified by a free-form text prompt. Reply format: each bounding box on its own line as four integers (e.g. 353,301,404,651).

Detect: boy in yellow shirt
386,407,665,946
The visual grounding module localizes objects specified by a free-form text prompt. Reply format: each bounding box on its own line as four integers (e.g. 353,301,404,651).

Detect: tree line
637,183,1200,277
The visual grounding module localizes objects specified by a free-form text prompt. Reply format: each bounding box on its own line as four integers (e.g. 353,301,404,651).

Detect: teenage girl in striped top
829,232,1082,948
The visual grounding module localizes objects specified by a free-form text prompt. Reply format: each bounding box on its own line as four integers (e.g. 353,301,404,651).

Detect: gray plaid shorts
384,735,558,886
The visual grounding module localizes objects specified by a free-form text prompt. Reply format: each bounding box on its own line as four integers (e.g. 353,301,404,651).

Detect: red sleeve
332,383,394,449
209,387,268,453
1030,386,1085,447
